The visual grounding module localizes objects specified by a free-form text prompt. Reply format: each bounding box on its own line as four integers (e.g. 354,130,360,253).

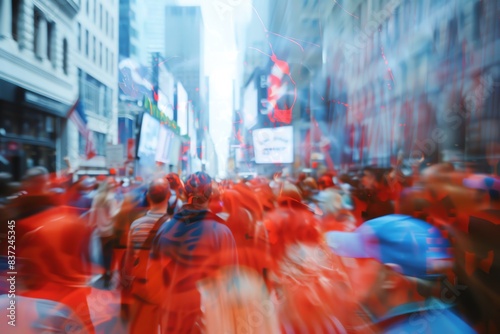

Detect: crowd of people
0,162,498,333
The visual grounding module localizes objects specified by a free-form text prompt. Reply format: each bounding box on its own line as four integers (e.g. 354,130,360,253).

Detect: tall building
322,0,500,172
164,5,210,173
237,0,334,176
0,0,79,180
118,0,141,61
71,0,119,174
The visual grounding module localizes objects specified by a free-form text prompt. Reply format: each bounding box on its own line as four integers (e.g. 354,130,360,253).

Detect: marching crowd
0,162,498,333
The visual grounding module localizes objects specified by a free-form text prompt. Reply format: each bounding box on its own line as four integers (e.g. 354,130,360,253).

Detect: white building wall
0,0,77,105
0,0,79,173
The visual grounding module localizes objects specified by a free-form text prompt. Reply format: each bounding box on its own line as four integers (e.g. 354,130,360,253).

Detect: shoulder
384,301,475,334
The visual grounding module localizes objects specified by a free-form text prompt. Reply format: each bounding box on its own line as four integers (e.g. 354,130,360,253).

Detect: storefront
0,80,70,181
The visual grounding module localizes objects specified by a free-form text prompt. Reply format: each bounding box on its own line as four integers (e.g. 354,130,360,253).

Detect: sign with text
106,144,125,167
253,126,294,164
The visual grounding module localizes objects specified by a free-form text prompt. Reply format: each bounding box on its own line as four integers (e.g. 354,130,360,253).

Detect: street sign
106,144,125,168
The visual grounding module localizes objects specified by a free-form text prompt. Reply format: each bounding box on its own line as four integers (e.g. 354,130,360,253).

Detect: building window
63,38,68,74
12,0,21,41
99,4,103,29
95,132,106,156
99,42,103,66
106,89,112,117
47,21,54,63
93,0,96,23
130,27,138,39
1,109,21,135
105,47,108,71
93,36,96,62
473,1,482,41
78,131,86,155
33,9,41,57
86,0,89,15
85,29,89,57
111,17,114,39
105,11,108,35
110,52,113,74
77,23,81,51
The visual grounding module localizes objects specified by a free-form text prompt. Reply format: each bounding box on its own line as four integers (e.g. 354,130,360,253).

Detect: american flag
67,99,96,160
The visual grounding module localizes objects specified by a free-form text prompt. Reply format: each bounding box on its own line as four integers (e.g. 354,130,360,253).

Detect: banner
252,126,294,164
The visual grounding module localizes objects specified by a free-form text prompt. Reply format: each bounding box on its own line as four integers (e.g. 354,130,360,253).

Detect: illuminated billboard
252,126,294,164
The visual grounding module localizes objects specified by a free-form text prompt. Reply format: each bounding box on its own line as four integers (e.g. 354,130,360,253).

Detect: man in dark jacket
151,172,237,333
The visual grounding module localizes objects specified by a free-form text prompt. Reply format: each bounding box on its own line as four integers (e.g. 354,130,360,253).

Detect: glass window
106,11,109,35
1,108,21,135
41,114,55,139
99,42,103,66
77,23,81,51
21,113,38,138
63,39,68,74
93,36,96,62
34,9,41,57
47,22,54,63
100,4,103,29
78,132,86,155
85,30,89,57
95,132,106,156
12,0,21,41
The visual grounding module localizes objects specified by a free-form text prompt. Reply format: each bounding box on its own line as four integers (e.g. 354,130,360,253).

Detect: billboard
158,65,175,120
243,80,258,129
136,113,160,177
177,82,188,136
252,126,294,164
155,126,175,163
136,112,184,178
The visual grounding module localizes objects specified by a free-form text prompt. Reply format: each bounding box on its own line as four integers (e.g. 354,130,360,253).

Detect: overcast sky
176,0,252,177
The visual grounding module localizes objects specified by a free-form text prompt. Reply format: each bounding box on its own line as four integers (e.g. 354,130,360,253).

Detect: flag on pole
67,99,97,160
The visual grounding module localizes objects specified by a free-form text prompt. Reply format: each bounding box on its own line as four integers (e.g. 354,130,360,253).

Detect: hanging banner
252,126,294,164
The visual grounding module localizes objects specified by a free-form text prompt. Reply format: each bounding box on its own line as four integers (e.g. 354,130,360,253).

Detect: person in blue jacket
326,214,477,333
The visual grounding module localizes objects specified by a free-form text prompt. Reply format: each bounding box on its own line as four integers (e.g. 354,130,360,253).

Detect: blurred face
361,171,376,189
340,257,384,303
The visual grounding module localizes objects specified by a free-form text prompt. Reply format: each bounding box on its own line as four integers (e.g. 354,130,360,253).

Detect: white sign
106,144,125,167
253,126,294,164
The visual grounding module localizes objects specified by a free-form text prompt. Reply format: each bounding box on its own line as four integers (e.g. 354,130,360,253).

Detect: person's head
277,182,303,208
252,183,276,211
318,174,335,190
463,174,500,207
421,163,455,198
147,178,171,209
166,173,184,194
185,172,213,207
326,215,452,317
22,166,50,195
301,177,318,198
316,188,344,215
361,166,383,190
